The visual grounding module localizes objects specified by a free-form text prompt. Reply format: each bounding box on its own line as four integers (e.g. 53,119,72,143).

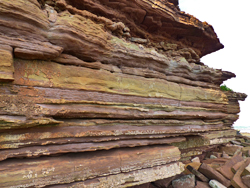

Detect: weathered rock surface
209,179,227,188
242,175,250,188
172,174,195,188
0,0,247,187
140,140,250,188
198,163,231,187
217,152,244,179
231,158,250,188
186,165,209,182
195,180,210,188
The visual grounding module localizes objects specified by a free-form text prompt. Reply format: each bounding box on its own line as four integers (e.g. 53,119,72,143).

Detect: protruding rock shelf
0,0,247,187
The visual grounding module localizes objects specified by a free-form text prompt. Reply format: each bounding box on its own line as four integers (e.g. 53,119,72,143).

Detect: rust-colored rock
152,176,179,188
195,181,210,188
231,158,250,188
232,160,245,174
186,165,209,182
242,147,250,156
242,175,250,188
219,145,243,156
0,0,247,187
0,146,183,187
242,163,250,176
217,152,244,179
129,183,158,188
198,163,231,187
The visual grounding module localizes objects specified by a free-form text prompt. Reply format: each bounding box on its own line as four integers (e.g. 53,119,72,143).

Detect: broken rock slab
191,157,201,163
231,158,250,188
242,147,250,156
151,175,181,188
222,151,230,158
202,158,229,170
219,145,243,156
217,152,244,179
128,182,158,188
0,146,183,188
172,174,195,188
183,162,201,175
242,175,250,188
242,162,250,176
195,180,210,188
232,160,245,173
186,165,209,182
198,163,231,187
209,180,227,188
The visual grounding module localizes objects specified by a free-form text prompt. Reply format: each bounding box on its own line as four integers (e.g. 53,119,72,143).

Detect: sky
179,0,249,130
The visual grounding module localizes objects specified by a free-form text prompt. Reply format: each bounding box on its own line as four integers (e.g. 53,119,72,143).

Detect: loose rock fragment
217,152,244,179
191,157,201,163
172,174,195,188
198,163,231,187
186,165,209,182
242,175,250,188
209,179,227,188
231,158,250,188
195,180,210,188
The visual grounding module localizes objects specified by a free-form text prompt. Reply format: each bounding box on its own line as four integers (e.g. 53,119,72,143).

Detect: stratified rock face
0,0,247,187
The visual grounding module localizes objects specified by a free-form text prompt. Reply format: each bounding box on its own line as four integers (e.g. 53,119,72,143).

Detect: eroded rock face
0,0,247,187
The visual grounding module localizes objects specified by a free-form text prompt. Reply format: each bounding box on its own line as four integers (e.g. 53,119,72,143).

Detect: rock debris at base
131,135,250,187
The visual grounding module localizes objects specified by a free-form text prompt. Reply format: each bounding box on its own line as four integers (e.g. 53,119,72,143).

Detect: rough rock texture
0,0,247,187
172,174,195,188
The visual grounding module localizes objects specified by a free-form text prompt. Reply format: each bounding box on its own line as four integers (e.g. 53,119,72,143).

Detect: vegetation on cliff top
220,84,233,91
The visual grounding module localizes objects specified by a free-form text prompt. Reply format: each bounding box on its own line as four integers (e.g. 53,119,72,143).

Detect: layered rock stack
131,136,250,188
0,0,247,187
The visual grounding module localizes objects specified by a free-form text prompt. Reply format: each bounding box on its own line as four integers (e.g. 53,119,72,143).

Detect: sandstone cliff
0,0,247,187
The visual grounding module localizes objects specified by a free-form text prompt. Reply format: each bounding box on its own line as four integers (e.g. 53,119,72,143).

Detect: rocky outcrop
134,137,250,188
0,0,247,187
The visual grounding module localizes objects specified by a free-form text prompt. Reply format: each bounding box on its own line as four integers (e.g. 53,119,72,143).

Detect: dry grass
241,132,250,137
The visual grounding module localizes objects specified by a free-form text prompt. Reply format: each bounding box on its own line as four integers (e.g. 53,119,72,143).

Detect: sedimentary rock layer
0,0,247,187
0,146,182,187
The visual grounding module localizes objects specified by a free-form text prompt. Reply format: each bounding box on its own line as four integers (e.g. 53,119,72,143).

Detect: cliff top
63,0,223,57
